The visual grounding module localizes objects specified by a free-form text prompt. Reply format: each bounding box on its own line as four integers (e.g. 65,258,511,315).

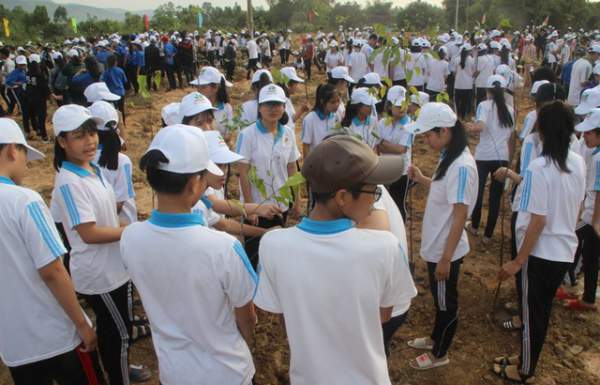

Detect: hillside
1,0,153,21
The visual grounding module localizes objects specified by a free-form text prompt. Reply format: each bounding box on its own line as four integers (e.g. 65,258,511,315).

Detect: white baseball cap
460,43,473,51
478,43,488,50
593,62,600,75
486,74,507,88
330,40,339,47
386,85,407,107
406,102,457,134
67,48,79,58
0,118,44,160
52,51,63,60
575,88,600,115
331,66,355,83
190,66,233,87
530,80,550,95
575,108,600,132
361,72,383,87
204,130,243,164
588,44,600,54
88,101,119,131
52,104,102,136
495,64,511,81
15,55,27,65
161,102,181,126
179,92,217,119
410,91,430,107
258,84,287,104
251,69,273,84
84,82,121,103
28,54,41,63
280,67,304,83
350,87,379,105
146,124,223,176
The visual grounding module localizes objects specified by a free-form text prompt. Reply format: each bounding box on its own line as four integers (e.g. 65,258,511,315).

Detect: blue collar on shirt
62,161,106,186
296,217,354,235
593,146,600,156
200,195,213,209
256,119,284,144
0,176,15,185
216,101,225,110
316,110,334,121
352,116,371,126
148,210,206,228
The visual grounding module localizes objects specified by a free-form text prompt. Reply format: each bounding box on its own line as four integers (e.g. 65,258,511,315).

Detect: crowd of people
0,22,599,385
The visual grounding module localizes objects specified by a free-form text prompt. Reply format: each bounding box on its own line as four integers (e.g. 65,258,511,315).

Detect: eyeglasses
352,186,382,201
262,101,285,110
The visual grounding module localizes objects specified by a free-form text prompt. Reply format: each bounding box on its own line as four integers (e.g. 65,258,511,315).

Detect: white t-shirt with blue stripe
582,147,600,225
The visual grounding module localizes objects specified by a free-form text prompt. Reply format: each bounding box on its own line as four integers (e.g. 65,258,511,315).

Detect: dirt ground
1,61,600,385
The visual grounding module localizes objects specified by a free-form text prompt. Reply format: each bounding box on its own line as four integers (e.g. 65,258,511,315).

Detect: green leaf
382,76,392,88
405,69,413,84
248,166,267,200
382,47,391,67
368,47,383,65
228,199,246,217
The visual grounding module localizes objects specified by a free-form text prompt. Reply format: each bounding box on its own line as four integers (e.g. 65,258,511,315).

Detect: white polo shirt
426,58,450,92
568,58,592,106
348,51,368,82
373,186,417,316
376,115,412,175
247,39,258,59
51,161,128,295
121,210,256,385
515,151,586,262
240,100,258,124
406,52,427,87
372,51,388,79
347,115,378,148
191,195,221,227
301,110,338,150
325,51,344,72
519,110,536,140
474,100,515,161
0,177,81,367
391,49,407,81
475,55,496,88
582,147,600,225
420,148,479,263
255,217,414,385
214,102,234,136
452,56,475,90
94,151,137,224
236,120,301,210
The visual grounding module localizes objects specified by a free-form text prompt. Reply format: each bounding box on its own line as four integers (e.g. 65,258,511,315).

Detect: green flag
70,17,77,34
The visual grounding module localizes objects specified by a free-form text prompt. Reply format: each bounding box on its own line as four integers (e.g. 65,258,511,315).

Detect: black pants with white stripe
471,160,508,238
81,282,132,385
427,258,462,358
9,349,90,385
385,175,410,221
519,256,570,378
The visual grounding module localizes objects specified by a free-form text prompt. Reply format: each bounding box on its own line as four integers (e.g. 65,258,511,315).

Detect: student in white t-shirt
279,66,309,123
240,69,273,124
301,83,341,156
328,66,356,121
324,41,345,73
567,48,596,107
50,104,135,385
425,47,450,100
341,87,379,148
347,42,369,84
495,100,586,383
246,38,259,79
375,85,413,220
406,103,478,370
452,43,475,119
121,125,257,385
255,135,412,385
474,44,496,105
236,84,302,267
406,45,427,91
466,75,515,243
191,66,234,140
89,101,137,225
0,118,97,385
563,110,600,311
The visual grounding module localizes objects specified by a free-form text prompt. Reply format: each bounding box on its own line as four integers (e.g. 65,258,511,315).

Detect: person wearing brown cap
254,135,414,385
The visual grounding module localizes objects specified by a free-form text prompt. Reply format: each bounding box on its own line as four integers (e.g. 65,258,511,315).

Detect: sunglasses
352,186,383,201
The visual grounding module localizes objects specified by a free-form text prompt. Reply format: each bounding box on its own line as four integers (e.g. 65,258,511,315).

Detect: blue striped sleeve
236,132,244,154
456,166,468,203
124,163,135,198
519,170,533,211
520,143,533,175
27,201,67,258
475,103,484,121
233,240,258,287
200,195,213,209
59,185,81,226
594,160,600,191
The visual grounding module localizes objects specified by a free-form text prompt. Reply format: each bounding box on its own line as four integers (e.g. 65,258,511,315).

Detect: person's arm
499,213,546,280
303,143,311,158
74,222,124,244
494,167,523,184
465,120,485,132
435,203,468,280
287,162,302,218
380,306,393,323
593,193,600,237
39,259,97,352
408,165,432,188
213,217,268,237
378,140,408,155
235,301,257,344
237,163,254,204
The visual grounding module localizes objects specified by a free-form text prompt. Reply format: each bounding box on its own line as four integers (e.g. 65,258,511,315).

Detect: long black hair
488,83,514,128
53,119,98,171
460,47,470,69
313,83,339,114
216,77,230,104
500,46,510,65
433,120,469,181
251,72,272,99
97,127,121,170
537,100,574,173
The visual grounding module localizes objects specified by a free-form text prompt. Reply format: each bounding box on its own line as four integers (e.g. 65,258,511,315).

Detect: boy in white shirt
121,125,257,385
0,118,97,385
255,135,413,385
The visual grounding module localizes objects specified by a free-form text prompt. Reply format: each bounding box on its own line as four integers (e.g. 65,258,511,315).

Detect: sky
53,0,444,12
